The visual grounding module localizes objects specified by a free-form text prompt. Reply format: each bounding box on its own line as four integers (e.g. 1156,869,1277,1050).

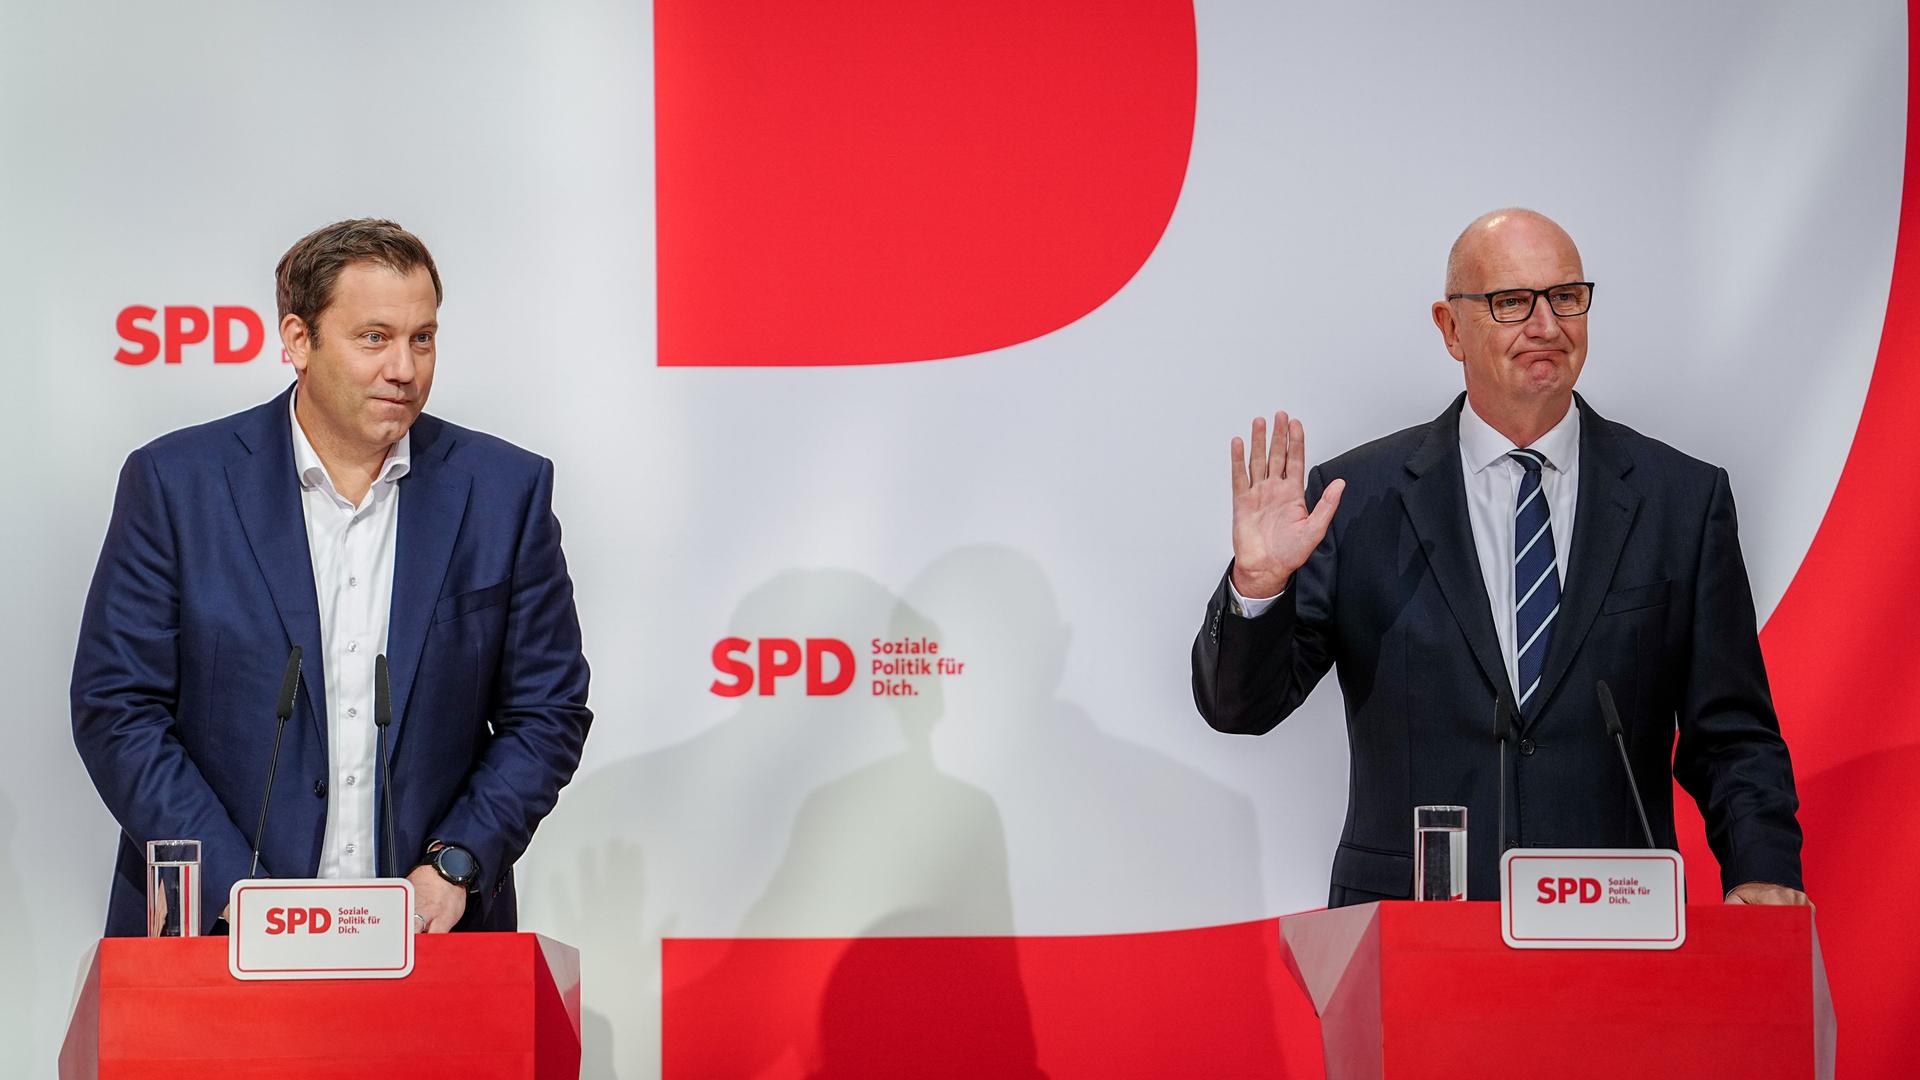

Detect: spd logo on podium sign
227,879,416,980
1500,849,1686,950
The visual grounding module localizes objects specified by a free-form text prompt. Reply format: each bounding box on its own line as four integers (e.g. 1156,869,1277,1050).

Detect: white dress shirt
290,391,410,879
1231,399,1580,697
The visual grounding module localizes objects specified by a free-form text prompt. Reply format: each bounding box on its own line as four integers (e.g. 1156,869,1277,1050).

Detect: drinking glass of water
1413,805,1467,901
146,839,201,937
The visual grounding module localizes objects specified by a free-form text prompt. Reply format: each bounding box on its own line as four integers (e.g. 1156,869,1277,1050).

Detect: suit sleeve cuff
1226,576,1285,618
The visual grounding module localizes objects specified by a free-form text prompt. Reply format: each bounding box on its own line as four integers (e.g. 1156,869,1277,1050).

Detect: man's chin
365,418,416,448
1517,360,1570,394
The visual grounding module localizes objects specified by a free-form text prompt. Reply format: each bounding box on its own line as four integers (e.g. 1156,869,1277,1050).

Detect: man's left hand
1725,881,1810,906
407,864,468,931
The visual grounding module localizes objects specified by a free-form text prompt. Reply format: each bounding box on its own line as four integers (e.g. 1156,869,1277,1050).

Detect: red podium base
59,932,581,1079
1279,903,1834,1080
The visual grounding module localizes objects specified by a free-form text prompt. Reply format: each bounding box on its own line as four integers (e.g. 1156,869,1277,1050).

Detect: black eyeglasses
1446,281,1594,323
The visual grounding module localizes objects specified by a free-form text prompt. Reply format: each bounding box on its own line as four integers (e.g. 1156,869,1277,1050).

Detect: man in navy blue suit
1193,209,1807,908
73,219,592,935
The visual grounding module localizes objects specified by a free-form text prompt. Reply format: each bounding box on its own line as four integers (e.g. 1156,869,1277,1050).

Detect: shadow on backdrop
810,911,1046,1080
541,552,1310,1078
894,545,1273,931
664,586,1045,1077
886,545,1294,1075
535,569,902,1078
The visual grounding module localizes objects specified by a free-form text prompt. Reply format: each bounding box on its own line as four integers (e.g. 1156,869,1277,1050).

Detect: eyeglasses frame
1445,281,1595,323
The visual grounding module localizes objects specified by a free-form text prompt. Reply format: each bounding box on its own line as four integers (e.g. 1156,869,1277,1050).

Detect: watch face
437,846,477,883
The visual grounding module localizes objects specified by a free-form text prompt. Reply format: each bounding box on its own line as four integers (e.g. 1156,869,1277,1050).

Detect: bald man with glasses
1192,208,1807,908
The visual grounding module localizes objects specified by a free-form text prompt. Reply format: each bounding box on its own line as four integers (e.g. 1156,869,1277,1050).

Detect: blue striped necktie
1511,448,1560,713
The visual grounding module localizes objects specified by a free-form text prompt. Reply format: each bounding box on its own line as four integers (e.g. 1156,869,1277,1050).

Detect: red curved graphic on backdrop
664,920,1324,1079
653,0,1197,366
661,7,1918,1077
1673,7,1920,1075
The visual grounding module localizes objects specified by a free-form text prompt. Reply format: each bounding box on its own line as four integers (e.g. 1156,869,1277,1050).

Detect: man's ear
280,314,312,374
1431,300,1466,363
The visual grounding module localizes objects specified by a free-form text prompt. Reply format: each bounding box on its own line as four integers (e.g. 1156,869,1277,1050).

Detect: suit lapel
226,386,328,749
1521,395,1640,731
385,414,471,752
1401,395,1515,705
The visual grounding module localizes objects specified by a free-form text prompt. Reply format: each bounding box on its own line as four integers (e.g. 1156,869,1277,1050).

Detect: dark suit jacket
1191,393,1802,905
72,386,593,935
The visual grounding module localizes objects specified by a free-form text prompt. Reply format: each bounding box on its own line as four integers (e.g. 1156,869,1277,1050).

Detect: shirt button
344,843,357,856
347,641,359,653
344,774,357,787
349,576,359,588
347,707,358,718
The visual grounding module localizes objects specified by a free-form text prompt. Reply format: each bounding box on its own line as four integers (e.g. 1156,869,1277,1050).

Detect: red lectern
58,932,581,1079
1279,903,1834,1080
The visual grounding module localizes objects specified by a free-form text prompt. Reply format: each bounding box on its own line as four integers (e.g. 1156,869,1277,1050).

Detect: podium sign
228,878,416,980
1501,849,1684,949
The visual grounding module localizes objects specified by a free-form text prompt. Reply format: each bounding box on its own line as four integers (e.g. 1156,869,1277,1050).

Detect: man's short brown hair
275,218,443,343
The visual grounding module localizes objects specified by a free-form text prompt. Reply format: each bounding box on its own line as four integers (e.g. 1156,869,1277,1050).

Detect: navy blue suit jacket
1192,394,1803,905
73,386,592,935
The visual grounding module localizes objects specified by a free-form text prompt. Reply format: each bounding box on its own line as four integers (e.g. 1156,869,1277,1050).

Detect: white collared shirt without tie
1230,401,1580,697
289,391,410,880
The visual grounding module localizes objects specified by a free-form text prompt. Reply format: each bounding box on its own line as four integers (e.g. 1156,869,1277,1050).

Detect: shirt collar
1458,396,1581,475
289,388,412,495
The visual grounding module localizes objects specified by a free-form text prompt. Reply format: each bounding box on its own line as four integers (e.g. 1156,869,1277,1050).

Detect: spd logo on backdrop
114,305,282,365
710,635,965,698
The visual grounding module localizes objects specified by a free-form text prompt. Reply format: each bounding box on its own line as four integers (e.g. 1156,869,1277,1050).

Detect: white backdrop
0,2,1903,1076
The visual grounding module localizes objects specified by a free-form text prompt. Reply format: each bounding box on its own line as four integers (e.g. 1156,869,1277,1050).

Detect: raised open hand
1230,411,1346,599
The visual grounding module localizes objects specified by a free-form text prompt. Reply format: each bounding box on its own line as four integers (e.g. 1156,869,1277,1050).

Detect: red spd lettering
805,638,855,695
710,637,754,697
163,306,209,363
262,906,332,933
114,306,160,365
710,637,857,696
213,306,265,363
1537,877,1603,903
756,638,803,695
114,305,270,365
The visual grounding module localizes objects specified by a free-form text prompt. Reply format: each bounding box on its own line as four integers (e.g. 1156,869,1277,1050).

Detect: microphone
374,654,399,880
250,645,303,877
1596,680,1657,848
1494,690,1516,861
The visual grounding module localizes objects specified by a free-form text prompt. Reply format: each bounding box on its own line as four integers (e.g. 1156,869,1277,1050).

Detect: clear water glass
145,839,202,937
1413,805,1467,901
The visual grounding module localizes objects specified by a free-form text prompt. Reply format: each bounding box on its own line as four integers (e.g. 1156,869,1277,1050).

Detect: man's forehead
334,261,435,295
327,262,438,321
1462,226,1582,287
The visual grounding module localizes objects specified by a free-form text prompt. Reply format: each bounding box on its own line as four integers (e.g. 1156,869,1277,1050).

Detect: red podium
1278,903,1834,1080
59,932,581,1079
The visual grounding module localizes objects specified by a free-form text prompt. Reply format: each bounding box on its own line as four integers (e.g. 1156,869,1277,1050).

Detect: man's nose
383,341,417,383
1521,292,1563,337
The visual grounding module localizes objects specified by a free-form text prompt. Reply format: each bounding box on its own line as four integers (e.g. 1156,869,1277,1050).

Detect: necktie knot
1509,448,1547,474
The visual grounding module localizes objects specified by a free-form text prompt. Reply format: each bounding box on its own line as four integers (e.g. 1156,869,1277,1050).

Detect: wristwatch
424,842,480,892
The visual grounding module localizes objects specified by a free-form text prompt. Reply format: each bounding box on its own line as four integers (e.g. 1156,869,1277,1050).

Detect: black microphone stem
375,654,399,880
378,726,396,878
1494,691,1515,864
250,645,302,878
250,718,288,878
1597,680,1658,848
